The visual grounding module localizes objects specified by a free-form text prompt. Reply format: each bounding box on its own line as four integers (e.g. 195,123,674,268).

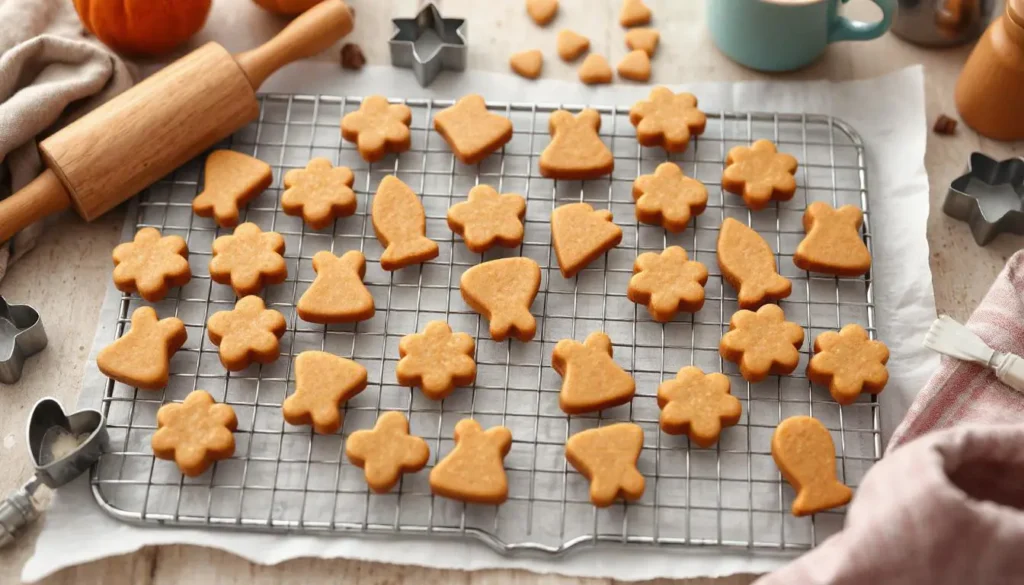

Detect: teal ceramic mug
707,0,895,72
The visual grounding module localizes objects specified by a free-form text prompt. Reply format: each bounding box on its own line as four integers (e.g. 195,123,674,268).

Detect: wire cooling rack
91,94,879,555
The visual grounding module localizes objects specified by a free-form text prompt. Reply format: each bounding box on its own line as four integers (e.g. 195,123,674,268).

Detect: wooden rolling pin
0,0,354,244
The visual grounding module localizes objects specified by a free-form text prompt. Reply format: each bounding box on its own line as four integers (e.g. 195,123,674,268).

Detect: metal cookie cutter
389,2,467,87
944,152,1024,246
0,296,46,384
0,398,107,548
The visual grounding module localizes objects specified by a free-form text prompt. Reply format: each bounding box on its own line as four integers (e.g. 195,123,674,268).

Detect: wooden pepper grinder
954,0,1024,141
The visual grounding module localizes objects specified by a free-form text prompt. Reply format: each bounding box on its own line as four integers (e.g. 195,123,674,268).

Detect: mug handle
828,0,895,42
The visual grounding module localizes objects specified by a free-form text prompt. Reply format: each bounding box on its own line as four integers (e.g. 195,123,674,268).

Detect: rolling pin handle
234,0,355,90
0,169,72,245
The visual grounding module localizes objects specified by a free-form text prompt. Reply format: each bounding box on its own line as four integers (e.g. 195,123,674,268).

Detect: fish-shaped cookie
772,416,852,516
371,175,439,270
717,218,791,309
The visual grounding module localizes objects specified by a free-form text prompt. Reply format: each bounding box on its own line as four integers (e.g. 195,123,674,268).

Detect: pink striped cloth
756,250,1024,584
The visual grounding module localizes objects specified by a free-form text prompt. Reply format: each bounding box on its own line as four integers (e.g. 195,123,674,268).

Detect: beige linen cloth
0,0,134,279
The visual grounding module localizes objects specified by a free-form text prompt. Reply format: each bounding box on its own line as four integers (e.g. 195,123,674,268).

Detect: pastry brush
923,315,1024,393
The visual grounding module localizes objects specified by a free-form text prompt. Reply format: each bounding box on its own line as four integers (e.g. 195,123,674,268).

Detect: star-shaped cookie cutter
943,152,1024,245
0,296,47,384
389,2,467,87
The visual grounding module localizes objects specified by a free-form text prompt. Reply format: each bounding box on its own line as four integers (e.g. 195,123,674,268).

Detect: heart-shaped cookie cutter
0,296,47,384
0,398,106,548
943,152,1024,245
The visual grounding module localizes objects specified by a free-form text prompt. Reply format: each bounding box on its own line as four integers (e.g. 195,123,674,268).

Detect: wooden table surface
1,0,1022,583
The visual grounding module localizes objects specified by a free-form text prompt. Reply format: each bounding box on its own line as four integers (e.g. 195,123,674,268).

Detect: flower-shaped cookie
97,306,187,390
807,324,889,405
447,185,526,253
657,367,742,447
719,304,805,382
722,140,799,211
631,162,708,232
429,419,513,504
340,95,413,162
281,158,357,230
396,321,476,400
209,222,287,297
206,295,287,371
345,411,430,493
152,390,238,477
282,351,367,434
628,87,706,152
434,94,514,165
112,227,191,302
565,423,645,507
627,246,708,322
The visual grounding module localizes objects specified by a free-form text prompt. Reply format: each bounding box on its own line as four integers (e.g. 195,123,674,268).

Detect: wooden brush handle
235,0,355,89
0,171,71,244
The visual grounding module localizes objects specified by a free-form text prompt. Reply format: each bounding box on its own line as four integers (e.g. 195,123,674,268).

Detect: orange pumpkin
252,0,324,15
73,0,212,56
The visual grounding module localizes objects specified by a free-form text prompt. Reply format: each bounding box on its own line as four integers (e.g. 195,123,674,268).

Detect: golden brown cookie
794,202,871,277
340,95,413,162
447,185,526,253
97,306,187,390
152,390,237,477
281,158,357,230
565,423,645,507
281,351,368,434
616,50,650,82
396,321,476,400
551,202,622,278
371,175,439,271
509,49,543,79
657,367,741,447
112,227,191,302
619,0,652,27
722,140,799,211
627,246,708,322
460,257,541,342
539,109,614,180
808,324,889,405
720,304,805,382
557,29,590,61
578,53,613,85
525,0,558,25
553,331,636,414
625,27,659,56
209,222,287,297
772,415,852,516
429,419,513,504
629,87,707,153
206,295,287,371
345,411,430,493
435,94,514,165
192,150,273,228
632,162,707,231
297,250,375,324
717,218,792,309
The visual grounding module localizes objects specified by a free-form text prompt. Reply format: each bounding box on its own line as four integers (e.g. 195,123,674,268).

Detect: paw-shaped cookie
722,140,799,211
579,53,613,85
772,415,852,516
434,94,514,165
717,218,792,308
372,175,439,270
209,222,287,297
397,321,476,400
808,324,888,405
447,185,526,253
460,257,541,342
341,95,413,162
297,250,375,324
206,295,287,371
629,87,706,152
429,419,513,504
282,351,368,434
632,162,708,231
720,304,805,382
152,390,237,477
553,332,636,414
628,246,708,322
657,367,741,447
551,202,623,278
192,150,273,228
97,306,187,390
794,202,871,277
619,0,652,26
282,158,357,230
565,423,645,507
345,411,430,493
112,227,191,302
539,109,614,180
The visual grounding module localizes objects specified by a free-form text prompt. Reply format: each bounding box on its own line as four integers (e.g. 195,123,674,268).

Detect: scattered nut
933,114,957,135
341,43,366,70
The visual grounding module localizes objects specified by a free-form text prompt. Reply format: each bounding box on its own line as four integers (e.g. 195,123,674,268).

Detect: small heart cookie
397,321,476,400
619,0,652,27
281,158,357,230
772,416,853,516
510,49,543,79
340,95,413,162
616,50,651,82
553,331,636,414
447,185,526,253
97,306,187,390
206,295,287,371
625,27,659,56
719,304,805,382
551,202,622,278
539,109,614,180
578,53,613,85
565,423,645,507
657,367,741,447
346,412,430,493
808,324,889,405
112,227,191,302
434,94,514,165
282,351,368,434
460,257,541,342
152,390,237,477
209,222,287,297
794,202,871,277
297,250,375,324
628,246,708,322
526,0,558,25
722,140,799,211
632,162,708,232
192,150,273,228
557,29,590,61
430,419,513,504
